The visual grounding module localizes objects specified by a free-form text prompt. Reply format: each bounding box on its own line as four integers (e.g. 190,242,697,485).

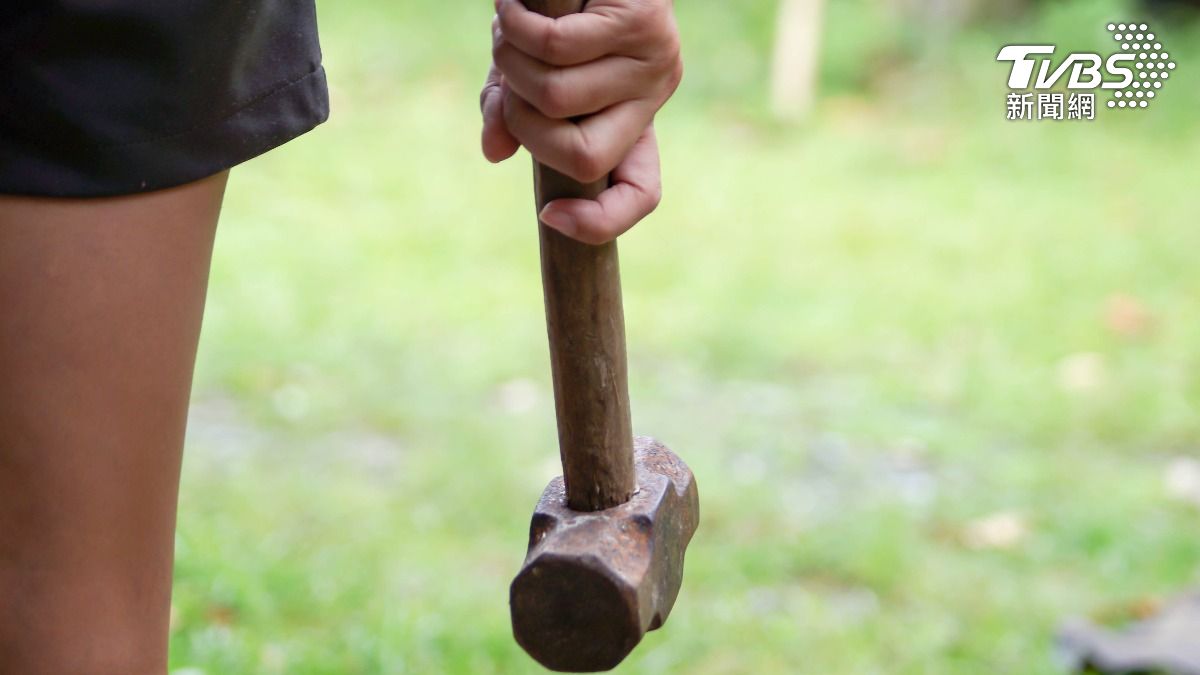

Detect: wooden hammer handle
521,0,637,512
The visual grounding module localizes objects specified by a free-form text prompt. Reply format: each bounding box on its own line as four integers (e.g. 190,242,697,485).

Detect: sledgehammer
509,1,700,671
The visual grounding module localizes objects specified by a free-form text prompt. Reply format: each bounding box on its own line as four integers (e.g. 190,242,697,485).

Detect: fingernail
540,209,577,237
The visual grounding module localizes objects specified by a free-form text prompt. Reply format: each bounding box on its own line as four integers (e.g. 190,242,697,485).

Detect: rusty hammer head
510,437,699,672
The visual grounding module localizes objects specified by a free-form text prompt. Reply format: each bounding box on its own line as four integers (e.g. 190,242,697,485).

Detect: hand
480,0,682,244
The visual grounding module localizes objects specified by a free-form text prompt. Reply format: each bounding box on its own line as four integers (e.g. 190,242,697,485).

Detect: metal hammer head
510,437,699,672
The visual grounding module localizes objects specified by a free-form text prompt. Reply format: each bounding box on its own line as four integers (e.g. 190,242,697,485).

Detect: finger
503,90,655,183
540,126,662,245
496,0,627,66
480,62,520,163
493,39,649,119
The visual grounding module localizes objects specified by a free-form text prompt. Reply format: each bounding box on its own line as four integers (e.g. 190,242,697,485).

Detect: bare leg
0,173,228,675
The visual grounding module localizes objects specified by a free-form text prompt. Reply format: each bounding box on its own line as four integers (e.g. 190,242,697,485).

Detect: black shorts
0,1,330,198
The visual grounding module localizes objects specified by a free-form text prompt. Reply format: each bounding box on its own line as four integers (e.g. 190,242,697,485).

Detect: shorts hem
0,65,331,199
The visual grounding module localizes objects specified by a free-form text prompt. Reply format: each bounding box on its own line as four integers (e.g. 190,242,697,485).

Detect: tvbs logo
997,23,1176,120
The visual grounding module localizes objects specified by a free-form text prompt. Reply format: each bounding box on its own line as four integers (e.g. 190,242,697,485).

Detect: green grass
171,1,1200,672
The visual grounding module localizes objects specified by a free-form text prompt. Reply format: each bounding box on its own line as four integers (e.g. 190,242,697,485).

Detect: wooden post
771,0,826,120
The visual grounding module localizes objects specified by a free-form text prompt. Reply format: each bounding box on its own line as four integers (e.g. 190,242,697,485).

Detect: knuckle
656,28,683,70
541,24,568,63
629,6,668,46
535,72,571,119
665,30,683,66
647,184,664,212
666,57,684,96
568,147,608,184
641,33,682,102
625,21,652,49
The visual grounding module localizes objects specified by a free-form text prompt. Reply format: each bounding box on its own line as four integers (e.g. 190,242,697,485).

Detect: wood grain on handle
520,0,638,512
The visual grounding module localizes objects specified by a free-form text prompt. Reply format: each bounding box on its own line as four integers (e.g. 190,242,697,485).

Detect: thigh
0,173,227,675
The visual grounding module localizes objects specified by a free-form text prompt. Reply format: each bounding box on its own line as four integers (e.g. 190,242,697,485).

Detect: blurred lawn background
171,0,1200,672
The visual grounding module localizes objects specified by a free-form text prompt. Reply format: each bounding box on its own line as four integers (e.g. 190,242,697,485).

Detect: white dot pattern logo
1000,23,1178,121
1107,22,1175,110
